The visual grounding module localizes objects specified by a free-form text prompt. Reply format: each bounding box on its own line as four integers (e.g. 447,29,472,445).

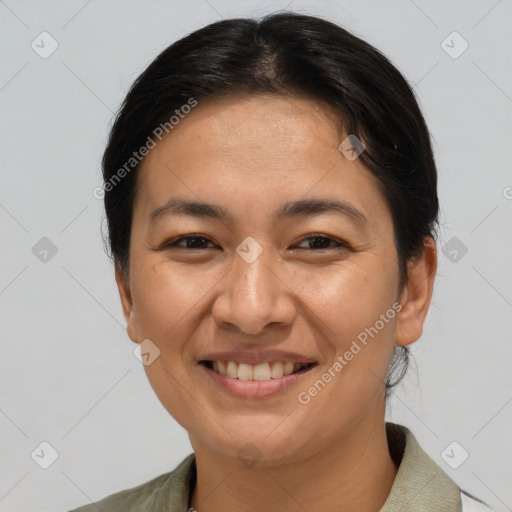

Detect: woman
70,12,494,512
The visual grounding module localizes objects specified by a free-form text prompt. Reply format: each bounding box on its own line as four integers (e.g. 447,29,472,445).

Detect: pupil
311,237,329,248
189,237,206,248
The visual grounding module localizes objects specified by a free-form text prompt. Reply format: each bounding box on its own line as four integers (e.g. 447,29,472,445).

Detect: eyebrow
149,196,367,225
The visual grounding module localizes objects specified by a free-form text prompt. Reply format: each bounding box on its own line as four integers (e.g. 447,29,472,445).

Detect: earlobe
114,264,139,344
395,238,437,347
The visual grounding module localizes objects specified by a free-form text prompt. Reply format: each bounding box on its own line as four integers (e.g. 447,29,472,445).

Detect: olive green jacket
68,422,491,511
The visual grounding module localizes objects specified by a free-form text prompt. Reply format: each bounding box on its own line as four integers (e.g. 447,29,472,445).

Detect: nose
211,243,296,335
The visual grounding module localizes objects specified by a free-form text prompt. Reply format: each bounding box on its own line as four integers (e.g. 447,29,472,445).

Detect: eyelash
163,234,348,251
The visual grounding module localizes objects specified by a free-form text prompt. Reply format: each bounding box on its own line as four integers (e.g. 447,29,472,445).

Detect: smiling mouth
200,360,317,381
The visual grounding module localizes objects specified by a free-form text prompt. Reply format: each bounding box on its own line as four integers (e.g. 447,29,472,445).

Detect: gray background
1,0,511,510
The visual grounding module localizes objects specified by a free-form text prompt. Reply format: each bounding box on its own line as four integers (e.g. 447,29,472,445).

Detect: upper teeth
210,361,307,381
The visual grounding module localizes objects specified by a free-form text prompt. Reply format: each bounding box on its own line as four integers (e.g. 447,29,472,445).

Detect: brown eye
165,236,216,250
294,236,347,250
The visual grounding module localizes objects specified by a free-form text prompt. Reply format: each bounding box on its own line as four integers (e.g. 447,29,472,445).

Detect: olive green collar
380,422,461,511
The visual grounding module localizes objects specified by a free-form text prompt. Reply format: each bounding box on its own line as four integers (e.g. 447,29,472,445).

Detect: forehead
139,94,346,176
133,94,390,228
182,94,343,151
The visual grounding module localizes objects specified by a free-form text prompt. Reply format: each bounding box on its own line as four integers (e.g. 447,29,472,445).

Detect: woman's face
116,94,427,465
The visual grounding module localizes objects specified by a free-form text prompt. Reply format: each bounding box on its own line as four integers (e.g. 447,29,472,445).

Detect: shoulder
66,472,172,512
67,453,195,512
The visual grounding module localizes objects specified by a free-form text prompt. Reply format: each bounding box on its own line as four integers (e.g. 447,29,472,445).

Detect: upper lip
198,349,317,366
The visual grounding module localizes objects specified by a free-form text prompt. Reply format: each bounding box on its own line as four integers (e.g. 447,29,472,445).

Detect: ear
395,237,437,347
115,264,139,344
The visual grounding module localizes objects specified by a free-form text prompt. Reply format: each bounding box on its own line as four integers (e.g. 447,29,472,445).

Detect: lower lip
198,363,315,399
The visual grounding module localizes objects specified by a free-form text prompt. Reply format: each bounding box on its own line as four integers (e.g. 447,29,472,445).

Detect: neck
189,416,398,512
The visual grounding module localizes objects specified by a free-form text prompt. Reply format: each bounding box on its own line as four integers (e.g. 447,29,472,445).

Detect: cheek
133,262,210,332
291,257,398,346
291,258,398,405
131,264,214,428
130,263,215,384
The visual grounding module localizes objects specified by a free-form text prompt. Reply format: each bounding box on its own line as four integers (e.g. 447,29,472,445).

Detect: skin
115,94,437,512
